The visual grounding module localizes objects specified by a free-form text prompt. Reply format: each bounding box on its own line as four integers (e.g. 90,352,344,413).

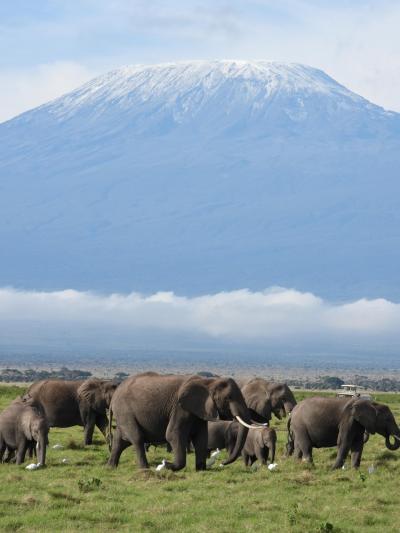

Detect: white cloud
0,287,399,353
0,62,96,122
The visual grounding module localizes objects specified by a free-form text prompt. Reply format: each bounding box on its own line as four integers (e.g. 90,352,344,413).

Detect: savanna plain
0,385,399,532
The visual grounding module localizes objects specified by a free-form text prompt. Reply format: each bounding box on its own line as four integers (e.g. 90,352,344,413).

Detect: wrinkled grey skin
239,378,297,423
288,397,400,469
108,372,254,471
26,378,118,445
0,397,49,466
208,420,276,466
239,425,276,466
207,420,231,452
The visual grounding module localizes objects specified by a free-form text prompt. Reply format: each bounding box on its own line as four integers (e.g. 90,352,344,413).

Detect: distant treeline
0,367,93,382
287,375,400,392
1,368,400,392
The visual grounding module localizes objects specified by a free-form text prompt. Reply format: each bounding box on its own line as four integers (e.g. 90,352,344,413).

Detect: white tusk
235,416,264,430
251,420,269,427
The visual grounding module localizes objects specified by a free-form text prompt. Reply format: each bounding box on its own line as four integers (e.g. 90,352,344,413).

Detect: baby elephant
241,426,276,466
0,397,49,466
226,422,276,466
208,421,276,466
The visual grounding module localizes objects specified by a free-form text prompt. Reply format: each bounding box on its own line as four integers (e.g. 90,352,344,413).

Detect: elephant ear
178,377,218,421
241,379,271,420
77,379,107,412
352,400,378,435
338,399,377,446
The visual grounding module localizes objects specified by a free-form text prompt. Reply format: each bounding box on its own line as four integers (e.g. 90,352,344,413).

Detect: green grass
0,386,399,532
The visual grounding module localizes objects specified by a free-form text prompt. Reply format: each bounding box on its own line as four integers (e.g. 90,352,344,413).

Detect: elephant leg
270,444,276,464
116,418,149,469
294,430,312,463
0,438,6,462
255,447,266,465
166,442,173,453
191,422,208,471
108,428,131,468
302,445,313,463
293,441,303,460
165,422,190,472
133,440,149,470
95,414,109,443
350,433,364,469
264,447,270,464
83,412,96,446
16,441,28,465
27,441,36,459
3,447,16,463
332,443,351,469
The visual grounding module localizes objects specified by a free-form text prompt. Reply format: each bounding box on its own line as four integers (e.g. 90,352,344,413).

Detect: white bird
268,463,278,471
156,459,166,471
206,448,221,468
25,463,40,471
368,464,375,474
62,458,69,464
52,443,64,450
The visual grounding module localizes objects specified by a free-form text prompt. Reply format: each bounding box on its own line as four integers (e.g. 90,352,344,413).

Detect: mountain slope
0,60,400,299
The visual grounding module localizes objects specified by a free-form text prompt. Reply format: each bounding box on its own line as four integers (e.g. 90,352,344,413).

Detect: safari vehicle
336,384,373,400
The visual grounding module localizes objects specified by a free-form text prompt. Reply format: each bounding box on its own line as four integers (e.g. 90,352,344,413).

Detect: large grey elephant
239,378,297,423
0,397,49,466
26,378,118,445
288,397,400,468
108,372,262,471
208,420,276,466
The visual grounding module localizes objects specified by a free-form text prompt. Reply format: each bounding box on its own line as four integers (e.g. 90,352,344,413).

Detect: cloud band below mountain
0,287,399,356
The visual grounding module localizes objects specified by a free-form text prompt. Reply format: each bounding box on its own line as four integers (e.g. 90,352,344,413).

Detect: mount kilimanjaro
1,60,399,299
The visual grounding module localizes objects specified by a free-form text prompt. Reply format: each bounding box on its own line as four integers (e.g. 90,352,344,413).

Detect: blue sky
1,1,399,120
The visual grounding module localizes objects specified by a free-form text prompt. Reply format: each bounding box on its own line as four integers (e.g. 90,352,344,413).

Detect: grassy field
0,386,399,532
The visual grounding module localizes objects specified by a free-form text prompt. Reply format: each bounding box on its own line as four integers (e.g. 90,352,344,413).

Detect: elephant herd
0,372,399,473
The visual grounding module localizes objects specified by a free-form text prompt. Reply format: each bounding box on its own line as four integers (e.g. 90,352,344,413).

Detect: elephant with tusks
108,372,265,471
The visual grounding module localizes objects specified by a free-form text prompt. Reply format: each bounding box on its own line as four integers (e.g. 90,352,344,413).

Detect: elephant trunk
37,434,47,466
222,422,248,465
284,400,296,416
221,402,251,465
385,431,400,451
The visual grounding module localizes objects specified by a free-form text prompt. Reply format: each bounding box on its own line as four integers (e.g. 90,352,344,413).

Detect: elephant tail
107,406,114,452
286,416,294,457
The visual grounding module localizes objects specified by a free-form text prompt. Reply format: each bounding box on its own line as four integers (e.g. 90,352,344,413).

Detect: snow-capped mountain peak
0,60,400,301
9,60,390,135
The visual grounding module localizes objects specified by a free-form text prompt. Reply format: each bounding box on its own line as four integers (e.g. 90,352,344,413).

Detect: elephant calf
208,421,276,466
0,397,49,466
288,397,400,469
241,425,276,466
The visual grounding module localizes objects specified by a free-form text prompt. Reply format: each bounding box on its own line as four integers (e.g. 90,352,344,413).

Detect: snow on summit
48,60,361,117
0,60,400,300
7,60,392,136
